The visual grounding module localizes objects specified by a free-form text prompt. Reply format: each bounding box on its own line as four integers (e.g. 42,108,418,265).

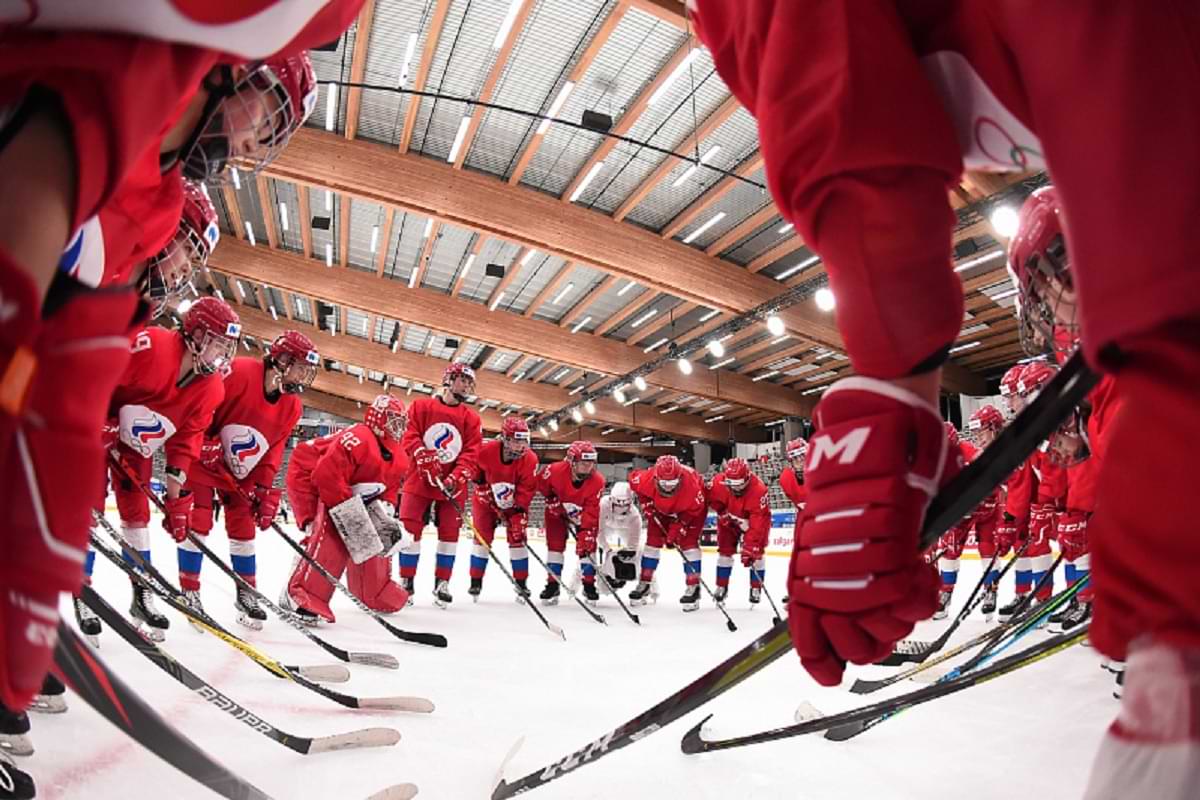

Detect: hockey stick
112,455,400,669
877,545,1007,666
438,480,566,640
669,543,737,632
88,528,434,713
747,565,783,625
524,544,607,625
682,625,1088,754
490,350,1097,798
264,518,447,648
564,520,640,626
53,622,273,800
849,550,1072,695
80,585,402,755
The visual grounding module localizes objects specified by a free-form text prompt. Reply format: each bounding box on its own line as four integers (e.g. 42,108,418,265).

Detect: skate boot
713,585,728,605
235,585,267,631
998,594,1027,623
628,581,653,606
130,585,169,642
181,589,209,633
278,587,322,626
1047,597,1076,632
73,596,102,647
679,584,701,612
1056,599,1092,634
0,748,35,799
30,673,66,715
749,585,762,605
469,577,483,602
433,579,453,609
980,585,998,620
1031,597,1053,629
932,590,952,620
514,577,531,604
539,580,560,607
398,575,417,606
582,582,600,606
0,706,31,757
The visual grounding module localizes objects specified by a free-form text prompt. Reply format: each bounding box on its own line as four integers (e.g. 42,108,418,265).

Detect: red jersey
707,473,771,542
1031,452,1067,506
189,357,301,493
691,1,1200,373
628,466,707,528
1004,460,1036,521
474,439,539,514
779,467,808,510
399,395,482,500
304,423,406,510
108,326,224,476
536,461,603,533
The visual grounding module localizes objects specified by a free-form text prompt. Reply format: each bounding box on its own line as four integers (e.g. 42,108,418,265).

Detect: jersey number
339,431,362,451
130,332,152,354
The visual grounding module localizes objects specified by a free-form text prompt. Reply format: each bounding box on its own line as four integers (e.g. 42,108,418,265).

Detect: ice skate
748,585,762,605
998,594,1026,623
400,576,415,607
582,582,599,606
1113,668,1124,700
1047,597,1076,631
181,589,208,633
1054,599,1091,634
235,585,267,631
278,587,322,626
980,586,998,620
628,580,654,606
0,706,31,757
73,596,102,647
514,577,531,604
539,580,560,607
679,584,701,612
30,673,66,715
469,577,483,602
130,585,169,642
433,579,453,609
932,589,952,620
0,749,35,799
713,585,728,605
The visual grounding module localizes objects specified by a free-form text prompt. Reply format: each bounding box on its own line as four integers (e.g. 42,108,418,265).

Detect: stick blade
307,727,402,754
848,677,887,695
726,620,738,632
349,652,401,670
293,664,351,683
491,736,525,795
823,718,869,742
387,624,448,648
358,696,435,713
365,782,419,800
679,714,713,754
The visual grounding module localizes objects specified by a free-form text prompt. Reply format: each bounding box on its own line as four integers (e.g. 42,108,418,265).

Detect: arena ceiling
200,0,1032,448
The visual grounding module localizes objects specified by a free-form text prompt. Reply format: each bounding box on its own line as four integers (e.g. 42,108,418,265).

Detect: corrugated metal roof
422,225,476,292
458,238,520,303
268,180,304,254
504,252,564,314
721,212,793,266
758,246,820,281
466,0,612,178
345,308,371,339
607,292,683,341
381,211,431,282
307,186,340,266
521,5,686,197
627,109,762,232
306,25,355,136
530,263,606,322
670,167,774,250
357,0,435,145
347,198,385,273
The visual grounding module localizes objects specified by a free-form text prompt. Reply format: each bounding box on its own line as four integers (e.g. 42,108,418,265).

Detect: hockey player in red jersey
78,297,238,644
468,416,539,603
535,440,604,606
397,362,482,608
933,423,975,620
177,331,315,629
707,458,771,606
282,395,409,624
627,455,708,611
778,437,808,513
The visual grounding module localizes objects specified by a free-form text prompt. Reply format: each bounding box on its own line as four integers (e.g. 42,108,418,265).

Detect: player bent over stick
628,456,707,611
536,441,604,605
707,458,772,606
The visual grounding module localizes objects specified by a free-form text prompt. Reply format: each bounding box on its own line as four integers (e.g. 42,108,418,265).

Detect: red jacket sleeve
692,0,964,377
580,473,603,532
312,429,368,508
1004,461,1035,520
746,481,772,541
779,468,807,508
164,377,224,476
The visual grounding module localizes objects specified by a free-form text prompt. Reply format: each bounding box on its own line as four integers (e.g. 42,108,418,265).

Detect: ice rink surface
29,512,1116,799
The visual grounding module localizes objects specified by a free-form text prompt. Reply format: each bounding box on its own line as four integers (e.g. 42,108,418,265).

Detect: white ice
29,512,1116,799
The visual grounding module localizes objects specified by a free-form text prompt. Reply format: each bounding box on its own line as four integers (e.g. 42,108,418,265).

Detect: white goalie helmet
611,481,633,514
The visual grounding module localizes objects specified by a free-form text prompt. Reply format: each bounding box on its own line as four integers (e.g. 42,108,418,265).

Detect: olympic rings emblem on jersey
424,423,463,464
219,424,269,479
492,482,516,510
118,405,177,457
563,502,583,524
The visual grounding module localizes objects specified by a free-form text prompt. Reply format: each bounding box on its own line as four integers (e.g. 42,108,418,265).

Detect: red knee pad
188,483,217,534
286,507,348,623
347,556,409,612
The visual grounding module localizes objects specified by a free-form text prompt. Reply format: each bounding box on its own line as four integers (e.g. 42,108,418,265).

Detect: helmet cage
1015,233,1078,356
187,328,238,375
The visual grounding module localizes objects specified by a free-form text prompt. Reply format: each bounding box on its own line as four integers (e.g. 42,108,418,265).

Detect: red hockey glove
475,483,496,510
740,531,766,566
506,511,527,547
575,526,598,557
721,512,750,533
937,522,969,561
412,447,440,488
787,377,946,687
163,492,194,543
199,439,224,473
100,424,120,456
544,496,564,520
994,514,1021,556
1056,511,1089,561
250,485,282,530
663,519,683,549
1029,503,1056,547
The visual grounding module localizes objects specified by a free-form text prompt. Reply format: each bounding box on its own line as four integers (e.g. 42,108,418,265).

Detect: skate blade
29,694,67,714
134,621,167,643
0,734,33,757
433,599,449,610
365,782,419,800
236,613,265,632
471,595,480,603
540,598,559,607
681,604,700,613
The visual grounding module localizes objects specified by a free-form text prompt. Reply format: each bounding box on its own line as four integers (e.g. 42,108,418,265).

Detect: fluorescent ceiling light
370,225,379,253
752,370,779,382
778,222,795,234
537,81,575,134
953,249,1006,273
279,203,289,231
493,0,524,49
244,221,256,247
570,315,591,334
631,308,659,328
682,211,726,245
617,280,637,297
447,116,471,163
698,309,720,323
648,47,700,106
325,242,333,267
552,282,575,305
643,337,668,353
570,161,605,202
776,254,821,281
521,249,537,267
399,33,418,86
325,83,337,131
705,415,724,424
709,357,735,369
660,405,680,414
949,340,983,354
489,291,506,311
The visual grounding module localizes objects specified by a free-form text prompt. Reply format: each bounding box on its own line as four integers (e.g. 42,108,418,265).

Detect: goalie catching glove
366,498,411,557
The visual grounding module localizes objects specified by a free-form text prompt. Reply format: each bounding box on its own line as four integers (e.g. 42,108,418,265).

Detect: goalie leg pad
347,555,409,612
285,507,348,622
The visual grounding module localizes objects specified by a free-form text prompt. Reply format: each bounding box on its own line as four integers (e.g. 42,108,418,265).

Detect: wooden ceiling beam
255,178,279,249
662,153,763,240
399,0,452,153
338,195,350,267
704,204,779,256
523,260,574,318
297,184,313,258
344,0,375,140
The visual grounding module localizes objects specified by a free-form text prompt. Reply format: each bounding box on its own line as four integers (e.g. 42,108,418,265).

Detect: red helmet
183,52,317,183
999,363,1026,398
785,437,808,462
655,454,682,493
365,394,406,441
723,458,751,493
1007,186,1075,355
566,440,597,476
968,404,1005,444
143,182,218,317
1017,360,1056,397
944,421,960,446
182,297,241,375
501,415,531,456
266,330,319,394
443,361,476,401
